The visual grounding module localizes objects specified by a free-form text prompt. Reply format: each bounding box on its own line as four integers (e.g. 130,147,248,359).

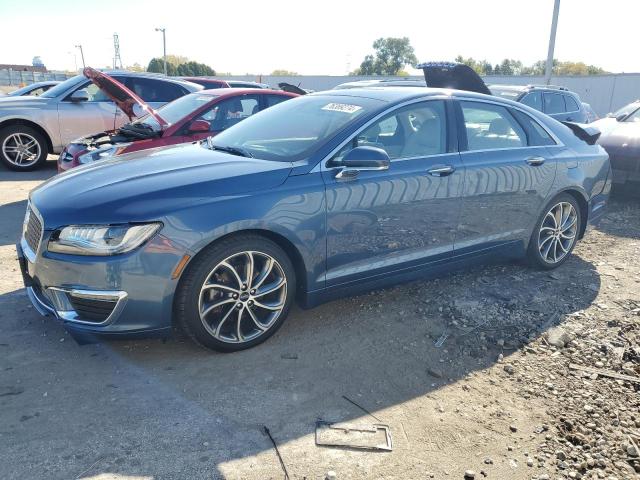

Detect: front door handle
427,165,455,177
525,156,546,166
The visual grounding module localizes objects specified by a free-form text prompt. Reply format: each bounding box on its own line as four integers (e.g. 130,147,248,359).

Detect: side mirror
188,119,211,133
70,89,89,102
332,146,389,180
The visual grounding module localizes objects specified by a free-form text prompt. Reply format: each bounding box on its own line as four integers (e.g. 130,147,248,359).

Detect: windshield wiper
208,144,253,158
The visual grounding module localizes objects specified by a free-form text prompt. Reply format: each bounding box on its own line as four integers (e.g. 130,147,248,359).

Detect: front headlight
48,223,162,256
77,144,130,164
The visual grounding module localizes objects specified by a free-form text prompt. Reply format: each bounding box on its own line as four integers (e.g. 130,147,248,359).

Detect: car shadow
0,155,58,181
594,197,640,240
0,253,601,479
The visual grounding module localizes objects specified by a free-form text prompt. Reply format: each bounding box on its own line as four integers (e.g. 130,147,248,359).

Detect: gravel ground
0,159,638,480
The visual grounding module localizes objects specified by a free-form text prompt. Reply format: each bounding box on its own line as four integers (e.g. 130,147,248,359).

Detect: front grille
24,207,43,254
67,295,118,323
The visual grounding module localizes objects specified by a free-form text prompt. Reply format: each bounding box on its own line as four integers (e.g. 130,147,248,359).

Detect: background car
334,79,427,89
58,71,297,171
0,69,202,171
490,84,590,123
5,81,61,97
20,84,610,352
180,77,270,89
582,102,599,123
595,100,640,194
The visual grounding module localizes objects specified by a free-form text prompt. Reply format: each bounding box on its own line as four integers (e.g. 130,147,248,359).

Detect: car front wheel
528,193,582,269
174,235,296,352
0,125,48,171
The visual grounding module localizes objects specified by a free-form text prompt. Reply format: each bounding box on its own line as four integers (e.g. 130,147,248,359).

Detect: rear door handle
525,156,546,166
427,165,455,177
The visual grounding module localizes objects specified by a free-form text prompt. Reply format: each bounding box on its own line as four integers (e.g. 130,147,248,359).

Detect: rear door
121,77,187,128
454,99,558,255
543,92,568,121
322,99,464,287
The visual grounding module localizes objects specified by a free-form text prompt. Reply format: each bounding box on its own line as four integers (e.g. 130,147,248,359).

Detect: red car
58,69,296,171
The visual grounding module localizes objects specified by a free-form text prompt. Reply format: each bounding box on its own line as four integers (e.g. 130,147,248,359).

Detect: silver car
0,71,202,171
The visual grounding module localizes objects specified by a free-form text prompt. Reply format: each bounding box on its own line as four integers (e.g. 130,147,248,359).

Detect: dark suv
489,84,590,123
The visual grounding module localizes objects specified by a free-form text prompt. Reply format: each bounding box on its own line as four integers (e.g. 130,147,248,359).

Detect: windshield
208,94,383,161
612,102,640,120
489,86,524,100
135,93,217,130
40,75,84,98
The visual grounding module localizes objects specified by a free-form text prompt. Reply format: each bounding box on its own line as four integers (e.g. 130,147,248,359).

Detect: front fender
164,172,327,293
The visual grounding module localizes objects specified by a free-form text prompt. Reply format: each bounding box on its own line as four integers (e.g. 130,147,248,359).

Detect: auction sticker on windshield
321,103,363,114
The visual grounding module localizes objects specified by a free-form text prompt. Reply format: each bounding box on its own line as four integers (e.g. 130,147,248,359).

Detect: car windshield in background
40,75,84,98
137,93,217,130
489,87,523,100
208,95,383,161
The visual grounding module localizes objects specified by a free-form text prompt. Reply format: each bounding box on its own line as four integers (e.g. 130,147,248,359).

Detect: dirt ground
1,158,639,480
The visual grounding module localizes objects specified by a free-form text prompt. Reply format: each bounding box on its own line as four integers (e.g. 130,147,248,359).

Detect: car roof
310,86,504,104
195,88,295,97
100,70,203,90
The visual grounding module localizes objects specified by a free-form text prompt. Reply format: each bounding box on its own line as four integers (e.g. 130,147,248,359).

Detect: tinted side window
520,91,543,111
265,95,290,108
125,78,185,103
461,101,526,151
564,95,580,112
544,93,566,114
511,110,556,146
199,95,260,131
334,100,447,161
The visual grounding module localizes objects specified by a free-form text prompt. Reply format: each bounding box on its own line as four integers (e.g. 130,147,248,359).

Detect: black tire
0,125,48,171
527,193,582,270
174,234,296,352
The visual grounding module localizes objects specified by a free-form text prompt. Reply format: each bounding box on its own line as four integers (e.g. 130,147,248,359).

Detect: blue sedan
18,87,611,351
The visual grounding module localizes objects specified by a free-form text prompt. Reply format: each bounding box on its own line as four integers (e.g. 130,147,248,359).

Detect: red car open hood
83,67,168,127
418,61,492,95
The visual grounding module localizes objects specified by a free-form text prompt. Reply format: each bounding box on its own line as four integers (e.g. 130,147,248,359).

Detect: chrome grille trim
22,204,44,262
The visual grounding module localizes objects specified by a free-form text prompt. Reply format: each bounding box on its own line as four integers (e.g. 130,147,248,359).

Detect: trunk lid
418,61,491,95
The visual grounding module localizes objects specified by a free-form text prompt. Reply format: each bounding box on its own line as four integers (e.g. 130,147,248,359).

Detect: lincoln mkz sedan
18,81,611,352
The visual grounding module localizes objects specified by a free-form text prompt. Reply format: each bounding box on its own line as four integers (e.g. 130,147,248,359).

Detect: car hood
31,143,292,228
83,67,167,127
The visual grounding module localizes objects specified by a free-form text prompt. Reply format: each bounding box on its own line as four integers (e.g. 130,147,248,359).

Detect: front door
322,99,463,287
56,81,117,147
454,100,559,254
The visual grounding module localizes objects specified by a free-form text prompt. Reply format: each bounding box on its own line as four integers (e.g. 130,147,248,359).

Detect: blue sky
0,0,638,74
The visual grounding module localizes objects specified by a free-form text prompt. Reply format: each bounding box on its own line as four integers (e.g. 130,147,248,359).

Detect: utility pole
155,27,167,75
75,44,85,69
113,33,123,69
544,0,561,85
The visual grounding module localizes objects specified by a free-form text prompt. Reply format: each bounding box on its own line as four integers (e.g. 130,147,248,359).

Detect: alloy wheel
538,201,578,264
2,133,41,167
197,251,287,344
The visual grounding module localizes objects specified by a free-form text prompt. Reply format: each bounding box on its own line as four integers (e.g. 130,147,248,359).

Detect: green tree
353,37,417,75
147,57,215,76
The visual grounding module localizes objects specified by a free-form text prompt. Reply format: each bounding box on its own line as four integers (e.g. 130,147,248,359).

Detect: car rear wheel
527,193,581,269
0,125,48,171
174,235,296,352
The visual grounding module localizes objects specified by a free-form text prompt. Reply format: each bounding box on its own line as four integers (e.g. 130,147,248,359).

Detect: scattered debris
315,421,392,451
545,326,573,348
263,426,290,480
342,395,382,422
280,353,298,360
568,363,640,384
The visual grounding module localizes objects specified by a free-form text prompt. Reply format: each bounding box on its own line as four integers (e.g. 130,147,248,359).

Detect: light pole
75,44,85,69
544,0,561,85
155,28,167,75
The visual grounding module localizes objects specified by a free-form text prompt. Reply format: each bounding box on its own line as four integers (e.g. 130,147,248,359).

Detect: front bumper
17,230,182,341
